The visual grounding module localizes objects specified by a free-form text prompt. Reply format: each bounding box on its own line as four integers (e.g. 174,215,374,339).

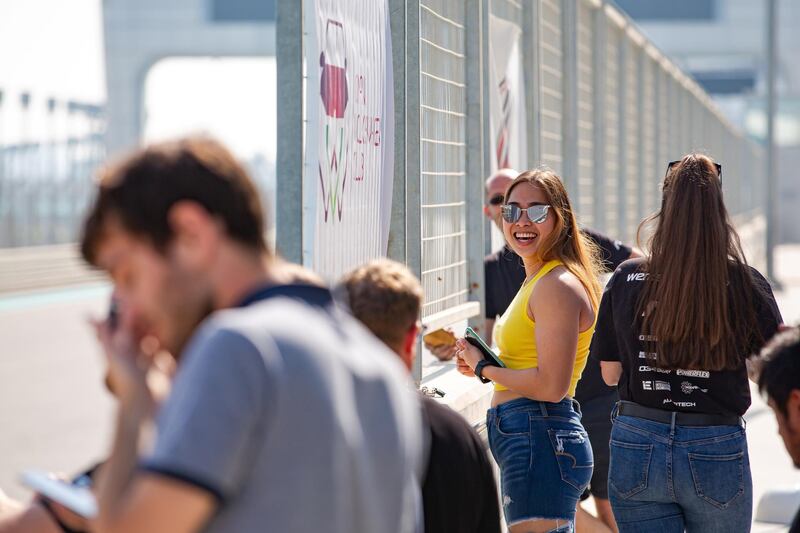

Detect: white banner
303,0,394,281
488,14,527,174
488,15,527,250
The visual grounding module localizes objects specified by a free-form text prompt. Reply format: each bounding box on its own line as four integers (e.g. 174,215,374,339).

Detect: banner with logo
487,14,527,250
303,0,394,280
488,14,527,174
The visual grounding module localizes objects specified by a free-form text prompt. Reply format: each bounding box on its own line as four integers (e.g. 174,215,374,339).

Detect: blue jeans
487,398,593,530
608,411,751,533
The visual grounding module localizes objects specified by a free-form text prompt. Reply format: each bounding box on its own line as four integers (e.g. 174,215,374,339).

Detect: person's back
145,285,423,533
419,397,500,533
339,259,501,533
591,154,783,532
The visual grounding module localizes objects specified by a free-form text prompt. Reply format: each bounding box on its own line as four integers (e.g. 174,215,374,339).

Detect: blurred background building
0,0,278,248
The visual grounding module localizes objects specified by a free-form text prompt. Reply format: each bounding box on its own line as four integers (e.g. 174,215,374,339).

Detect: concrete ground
0,246,798,530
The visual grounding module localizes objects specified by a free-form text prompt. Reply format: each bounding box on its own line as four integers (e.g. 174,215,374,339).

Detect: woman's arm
475,272,586,402
600,361,622,386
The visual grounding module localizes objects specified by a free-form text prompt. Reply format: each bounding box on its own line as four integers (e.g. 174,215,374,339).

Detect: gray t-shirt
142,288,424,533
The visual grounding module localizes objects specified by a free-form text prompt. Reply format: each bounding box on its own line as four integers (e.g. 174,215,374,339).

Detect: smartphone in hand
464,327,505,368
20,470,97,519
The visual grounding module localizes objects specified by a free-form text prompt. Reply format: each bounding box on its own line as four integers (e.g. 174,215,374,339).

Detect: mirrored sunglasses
501,204,551,224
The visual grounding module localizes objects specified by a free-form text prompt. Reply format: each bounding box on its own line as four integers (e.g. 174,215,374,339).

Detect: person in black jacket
340,259,501,533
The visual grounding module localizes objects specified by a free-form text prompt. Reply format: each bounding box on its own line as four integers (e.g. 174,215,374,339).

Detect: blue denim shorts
487,398,593,529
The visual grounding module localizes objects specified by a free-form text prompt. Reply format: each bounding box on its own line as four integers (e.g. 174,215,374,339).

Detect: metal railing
0,96,105,248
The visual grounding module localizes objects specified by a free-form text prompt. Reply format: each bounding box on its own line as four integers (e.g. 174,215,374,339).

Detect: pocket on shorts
688,451,745,509
609,440,653,499
495,409,531,437
489,411,532,482
548,428,594,492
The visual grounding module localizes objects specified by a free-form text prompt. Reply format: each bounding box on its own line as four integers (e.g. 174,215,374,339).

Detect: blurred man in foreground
79,137,424,533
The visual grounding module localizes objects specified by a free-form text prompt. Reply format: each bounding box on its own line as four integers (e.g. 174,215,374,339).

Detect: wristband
475,360,491,384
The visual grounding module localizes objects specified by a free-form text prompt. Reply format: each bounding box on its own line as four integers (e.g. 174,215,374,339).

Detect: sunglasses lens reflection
501,205,518,223
529,206,548,224
501,205,549,224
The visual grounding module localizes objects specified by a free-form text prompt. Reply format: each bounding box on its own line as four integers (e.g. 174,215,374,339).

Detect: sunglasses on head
501,204,551,224
666,160,722,180
488,194,504,206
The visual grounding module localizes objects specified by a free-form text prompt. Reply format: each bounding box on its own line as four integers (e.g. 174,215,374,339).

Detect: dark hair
758,327,800,415
636,153,765,371
81,137,267,265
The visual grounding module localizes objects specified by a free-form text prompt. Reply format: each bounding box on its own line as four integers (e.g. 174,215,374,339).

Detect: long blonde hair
505,169,602,310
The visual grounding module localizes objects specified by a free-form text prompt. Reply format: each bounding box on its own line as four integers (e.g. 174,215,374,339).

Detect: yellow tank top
493,259,595,396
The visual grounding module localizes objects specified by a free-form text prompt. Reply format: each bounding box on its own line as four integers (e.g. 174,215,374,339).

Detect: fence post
405,0,422,384
561,0,579,202
523,0,542,170
592,2,607,234
387,0,408,264
616,33,628,241
275,0,303,264
465,0,487,335
637,48,647,230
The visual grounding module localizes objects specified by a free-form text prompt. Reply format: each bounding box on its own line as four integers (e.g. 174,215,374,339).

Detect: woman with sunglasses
591,154,782,532
455,169,601,533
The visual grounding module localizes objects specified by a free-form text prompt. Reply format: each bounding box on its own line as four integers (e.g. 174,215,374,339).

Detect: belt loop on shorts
610,401,620,423
572,399,582,417
670,411,677,436
539,402,549,417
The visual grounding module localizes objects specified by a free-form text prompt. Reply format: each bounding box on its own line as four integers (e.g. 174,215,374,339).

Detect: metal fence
422,0,763,380
0,96,105,248
419,0,469,317
0,90,277,251
280,0,770,383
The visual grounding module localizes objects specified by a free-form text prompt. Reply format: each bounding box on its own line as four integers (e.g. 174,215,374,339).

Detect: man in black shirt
757,327,800,532
341,259,501,533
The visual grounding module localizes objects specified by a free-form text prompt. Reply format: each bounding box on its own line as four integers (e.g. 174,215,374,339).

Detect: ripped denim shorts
487,397,593,531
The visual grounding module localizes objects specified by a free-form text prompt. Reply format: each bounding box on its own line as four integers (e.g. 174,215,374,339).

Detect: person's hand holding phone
91,293,157,409
454,338,480,377
455,338,483,369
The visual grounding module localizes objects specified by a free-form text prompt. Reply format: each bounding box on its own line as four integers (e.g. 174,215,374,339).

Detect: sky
0,0,277,161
